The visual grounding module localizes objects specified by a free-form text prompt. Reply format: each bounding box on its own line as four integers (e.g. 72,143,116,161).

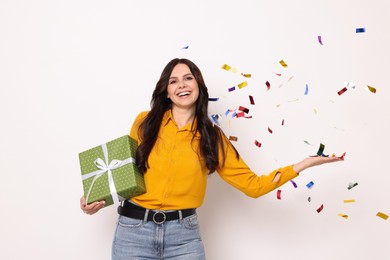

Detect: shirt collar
162,109,199,134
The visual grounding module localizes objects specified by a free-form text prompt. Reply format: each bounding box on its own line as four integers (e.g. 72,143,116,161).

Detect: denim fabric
112,213,205,260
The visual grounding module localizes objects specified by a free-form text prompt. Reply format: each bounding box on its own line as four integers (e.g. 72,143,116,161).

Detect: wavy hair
136,58,238,174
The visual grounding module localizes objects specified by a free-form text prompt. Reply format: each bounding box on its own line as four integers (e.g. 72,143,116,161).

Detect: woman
80,58,343,259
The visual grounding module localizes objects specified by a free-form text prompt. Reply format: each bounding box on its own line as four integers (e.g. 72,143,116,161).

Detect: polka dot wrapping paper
79,135,146,207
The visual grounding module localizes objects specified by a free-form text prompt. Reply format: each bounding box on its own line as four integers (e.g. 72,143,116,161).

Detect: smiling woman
167,63,200,128
80,58,343,260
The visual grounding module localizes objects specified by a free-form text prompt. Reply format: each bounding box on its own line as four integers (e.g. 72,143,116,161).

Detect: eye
185,76,194,81
169,80,176,84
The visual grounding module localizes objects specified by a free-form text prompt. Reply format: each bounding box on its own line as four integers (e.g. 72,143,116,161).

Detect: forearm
293,155,343,174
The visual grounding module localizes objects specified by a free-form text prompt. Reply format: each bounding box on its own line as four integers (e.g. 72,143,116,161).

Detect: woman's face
167,63,200,111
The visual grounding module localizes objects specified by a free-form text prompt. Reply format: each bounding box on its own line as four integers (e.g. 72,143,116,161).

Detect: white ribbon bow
82,143,135,205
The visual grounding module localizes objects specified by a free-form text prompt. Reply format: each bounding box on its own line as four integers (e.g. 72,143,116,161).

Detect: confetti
317,143,325,156
306,181,315,189
279,60,288,68
236,112,245,118
313,108,318,114
181,45,189,49
304,140,314,146
376,212,389,220
208,97,219,101
316,204,324,213
265,81,271,91
211,114,222,126
268,127,273,134
241,73,251,78
348,182,358,190
277,190,282,200
228,86,236,92
367,85,376,93
338,214,349,219
221,64,231,71
225,109,231,116
249,95,255,105
290,180,297,188
339,152,346,160
238,81,248,89
281,119,285,126
356,28,366,33
232,67,238,73
308,197,311,202
238,106,249,113
274,72,282,76
337,87,348,96
254,140,262,148
229,136,238,142
318,35,323,45
304,84,309,95
344,199,356,203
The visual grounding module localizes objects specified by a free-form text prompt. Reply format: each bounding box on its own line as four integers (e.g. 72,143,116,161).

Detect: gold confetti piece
376,212,389,220
221,64,231,71
229,136,238,141
313,108,317,114
338,214,349,219
238,81,248,89
279,60,288,68
344,199,356,203
241,73,251,78
367,85,377,93
232,67,238,73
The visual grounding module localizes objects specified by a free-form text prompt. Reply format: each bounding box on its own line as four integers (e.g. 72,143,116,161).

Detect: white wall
1,0,389,259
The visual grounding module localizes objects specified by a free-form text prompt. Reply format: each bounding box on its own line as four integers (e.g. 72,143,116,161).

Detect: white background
1,0,389,259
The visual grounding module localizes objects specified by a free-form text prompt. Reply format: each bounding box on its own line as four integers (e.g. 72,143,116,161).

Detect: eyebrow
169,73,193,79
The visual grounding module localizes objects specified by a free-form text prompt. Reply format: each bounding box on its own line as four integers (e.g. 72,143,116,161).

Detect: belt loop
178,210,183,224
143,209,150,223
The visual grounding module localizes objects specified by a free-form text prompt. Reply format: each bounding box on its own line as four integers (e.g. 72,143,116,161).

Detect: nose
178,79,186,88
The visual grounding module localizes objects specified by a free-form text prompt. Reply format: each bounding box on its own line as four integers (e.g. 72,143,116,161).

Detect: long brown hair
136,58,238,174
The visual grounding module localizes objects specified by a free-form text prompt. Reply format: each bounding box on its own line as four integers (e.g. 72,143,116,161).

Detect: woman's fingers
80,196,105,215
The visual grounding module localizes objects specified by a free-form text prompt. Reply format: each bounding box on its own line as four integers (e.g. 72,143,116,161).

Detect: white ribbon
82,143,135,205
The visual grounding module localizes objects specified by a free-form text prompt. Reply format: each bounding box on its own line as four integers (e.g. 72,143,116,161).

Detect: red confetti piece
277,190,282,200
268,127,273,134
249,95,255,105
238,106,249,113
265,81,271,91
281,119,285,126
274,72,282,76
337,87,348,96
254,140,262,148
340,152,346,160
316,204,324,213
236,112,245,118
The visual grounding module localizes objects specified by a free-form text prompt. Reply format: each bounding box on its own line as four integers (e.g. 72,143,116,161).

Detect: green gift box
79,135,145,207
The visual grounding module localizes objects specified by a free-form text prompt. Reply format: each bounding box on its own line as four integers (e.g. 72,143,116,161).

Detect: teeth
178,92,190,97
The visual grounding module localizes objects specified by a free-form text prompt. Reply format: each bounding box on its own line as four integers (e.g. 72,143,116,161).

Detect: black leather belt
117,200,196,224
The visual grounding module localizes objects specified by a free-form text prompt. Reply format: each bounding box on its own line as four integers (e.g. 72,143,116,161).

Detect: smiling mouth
177,91,191,97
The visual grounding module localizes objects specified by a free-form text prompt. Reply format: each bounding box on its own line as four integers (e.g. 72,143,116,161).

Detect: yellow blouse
130,110,298,210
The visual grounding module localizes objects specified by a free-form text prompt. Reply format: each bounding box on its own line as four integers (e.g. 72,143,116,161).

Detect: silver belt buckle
152,211,166,224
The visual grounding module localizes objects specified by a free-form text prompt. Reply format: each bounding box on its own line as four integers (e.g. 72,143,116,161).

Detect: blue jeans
112,213,206,259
